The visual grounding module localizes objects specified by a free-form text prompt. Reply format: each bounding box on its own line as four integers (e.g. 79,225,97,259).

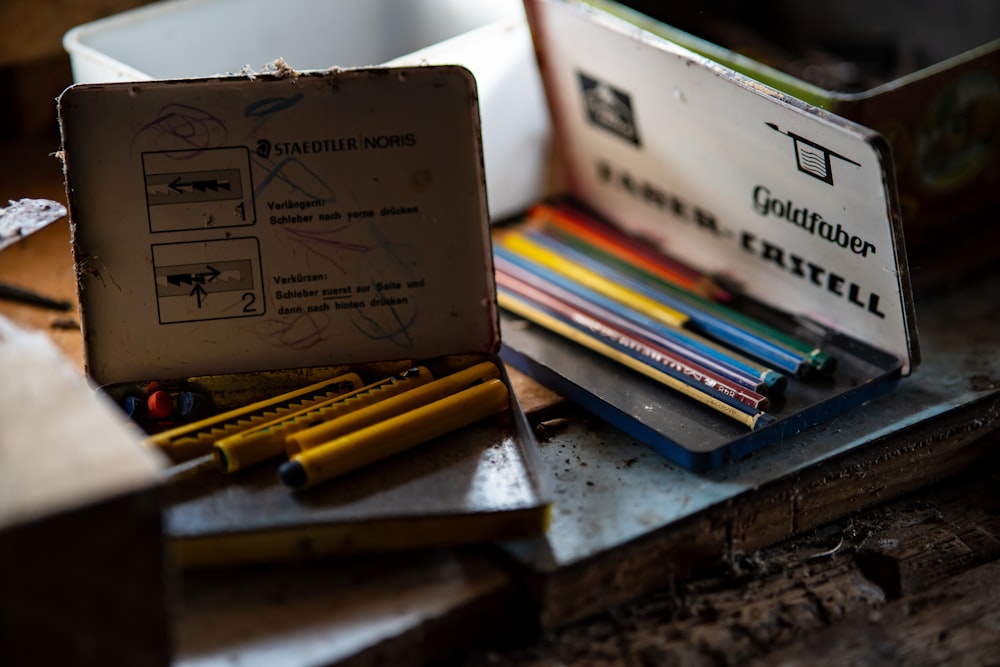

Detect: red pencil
496,268,770,411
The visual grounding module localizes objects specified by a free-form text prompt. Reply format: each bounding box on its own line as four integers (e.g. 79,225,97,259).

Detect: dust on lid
525,0,920,374
58,66,498,386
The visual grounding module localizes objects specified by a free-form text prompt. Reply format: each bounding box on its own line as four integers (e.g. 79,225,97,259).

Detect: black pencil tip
279,460,307,488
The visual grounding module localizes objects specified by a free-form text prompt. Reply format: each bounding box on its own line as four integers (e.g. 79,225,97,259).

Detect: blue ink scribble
244,93,305,129
281,226,372,275
133,103,228,156
350,282,418,349
255,310,328,350
250,154,336,202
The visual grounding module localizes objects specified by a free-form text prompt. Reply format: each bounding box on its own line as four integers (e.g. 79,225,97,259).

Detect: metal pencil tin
575,0,1000,260
509,0,923,471
57,66,550,565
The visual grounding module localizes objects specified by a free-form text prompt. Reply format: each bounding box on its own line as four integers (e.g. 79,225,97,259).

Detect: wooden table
3,131,999,666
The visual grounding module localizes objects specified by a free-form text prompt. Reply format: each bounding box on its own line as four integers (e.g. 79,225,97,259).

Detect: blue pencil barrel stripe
496,257,770,396
521,230,811,378
497,285,775,430
497,268,771,410
494,248,787,396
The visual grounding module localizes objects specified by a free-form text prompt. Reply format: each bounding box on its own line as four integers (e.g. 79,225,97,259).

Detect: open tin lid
525,0,920,373
59,66,498,387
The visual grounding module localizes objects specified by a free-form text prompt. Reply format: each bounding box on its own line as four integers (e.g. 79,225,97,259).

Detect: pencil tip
810,350,837,376
279,460,307,488
762,371,788,398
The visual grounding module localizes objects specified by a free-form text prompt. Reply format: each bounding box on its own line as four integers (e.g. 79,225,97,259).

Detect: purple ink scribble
251,154,335,202
351,286,418,348
281,227,372,275
256,310,328,350
134,104,228,156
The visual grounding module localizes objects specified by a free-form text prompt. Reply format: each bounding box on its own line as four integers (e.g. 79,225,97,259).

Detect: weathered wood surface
460,455,1000,666
4,133,1000,666
0,315,170,667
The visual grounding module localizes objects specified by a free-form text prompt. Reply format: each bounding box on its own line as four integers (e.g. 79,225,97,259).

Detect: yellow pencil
279,378,510,490
500,232,689,329
212,367,435,473
286,360,501,455
146,372,362,463
498,290,772,430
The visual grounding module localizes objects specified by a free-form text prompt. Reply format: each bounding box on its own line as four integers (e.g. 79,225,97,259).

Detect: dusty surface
458,453,1000,666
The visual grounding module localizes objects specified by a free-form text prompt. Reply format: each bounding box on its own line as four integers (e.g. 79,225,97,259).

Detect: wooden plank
755,559,1000,667
854,470,1000,599
0,315,169,666
459,462,1000,666
5,123,1000,667
174,550,519,667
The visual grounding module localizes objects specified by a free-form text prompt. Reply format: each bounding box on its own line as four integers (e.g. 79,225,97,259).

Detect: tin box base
106,353,551,567
499,311,903,473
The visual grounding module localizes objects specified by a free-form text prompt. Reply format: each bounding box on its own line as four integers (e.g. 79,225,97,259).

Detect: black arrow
167,273,194,287
167,265,221,287
193,179,231,192
167,176,231,194
197,265,221,283
190,283,207,308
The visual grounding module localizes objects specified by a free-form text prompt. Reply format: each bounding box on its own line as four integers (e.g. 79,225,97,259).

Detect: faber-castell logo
767,122,860,186
579,72,640,146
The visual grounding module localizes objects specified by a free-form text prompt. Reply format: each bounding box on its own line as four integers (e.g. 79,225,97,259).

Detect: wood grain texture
460,461,1000,667
0,315,170,666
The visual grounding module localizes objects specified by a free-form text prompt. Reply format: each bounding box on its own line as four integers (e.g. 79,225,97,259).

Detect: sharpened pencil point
809,350,837,376
279,460,308,489
761,370,788,398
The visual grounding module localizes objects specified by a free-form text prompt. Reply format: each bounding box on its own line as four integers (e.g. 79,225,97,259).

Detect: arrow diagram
190,283,207,308
166,265,221,287
168,176,233,194
145,168,243,206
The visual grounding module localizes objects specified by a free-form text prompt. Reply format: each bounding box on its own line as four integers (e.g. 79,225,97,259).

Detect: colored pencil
498,232,689,328
496,269,770,410
146,372,363,463
279,379,511,490
497,287,774,431
512,229,812,378
533,216,835,376
286,361,501,454
212,367,435,472
530,202,729,301
494,248,787,396
495,254,775,395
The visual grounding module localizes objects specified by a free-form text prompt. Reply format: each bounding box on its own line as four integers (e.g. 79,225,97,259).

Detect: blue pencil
520,229,811,378
496,285,775,431
494,249,787,396
497,267,771,410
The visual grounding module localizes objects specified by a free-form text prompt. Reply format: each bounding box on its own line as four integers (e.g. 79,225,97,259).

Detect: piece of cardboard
502,0,922,471
58,66,550,564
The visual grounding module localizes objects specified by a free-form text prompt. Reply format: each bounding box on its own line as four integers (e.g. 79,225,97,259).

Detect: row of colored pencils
493,201,836,430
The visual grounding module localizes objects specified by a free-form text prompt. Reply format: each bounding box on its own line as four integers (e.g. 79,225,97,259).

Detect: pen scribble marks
134,104,228,156
244,93,305,129
256,311,328,350
282,227,373,276
251,154,335,202
351,284,418,349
